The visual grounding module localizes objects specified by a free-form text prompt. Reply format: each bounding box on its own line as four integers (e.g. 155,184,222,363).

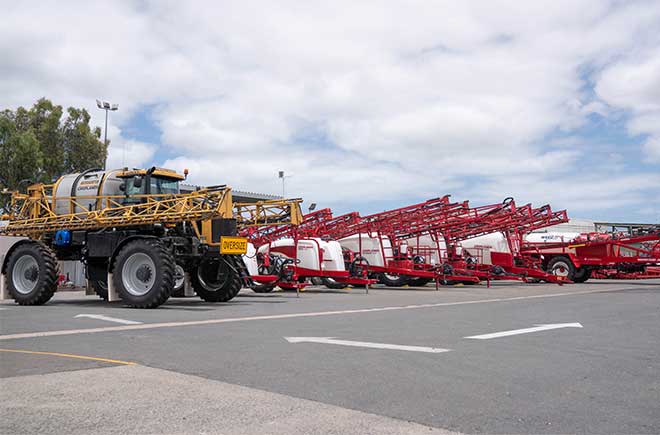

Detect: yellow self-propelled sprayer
1,167,302,308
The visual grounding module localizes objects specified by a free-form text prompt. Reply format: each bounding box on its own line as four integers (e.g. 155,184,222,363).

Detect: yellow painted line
0,348,136,366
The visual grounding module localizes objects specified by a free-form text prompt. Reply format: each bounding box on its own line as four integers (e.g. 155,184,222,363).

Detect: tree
27,98,65,177
61,107,107,173
0,98,107,212
0,115,44,190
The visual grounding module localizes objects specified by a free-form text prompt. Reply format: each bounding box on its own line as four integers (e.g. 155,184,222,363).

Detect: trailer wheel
191,258,241,302
278,283,298,291
547,257,575,281
573,267,591,283
113,239,174,308
379,273,410,287
322,277,347,289
408,277,432,287
252,283,276,293
6,242,58,305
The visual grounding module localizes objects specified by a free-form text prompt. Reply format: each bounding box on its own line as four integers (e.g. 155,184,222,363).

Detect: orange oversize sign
220,236,248,254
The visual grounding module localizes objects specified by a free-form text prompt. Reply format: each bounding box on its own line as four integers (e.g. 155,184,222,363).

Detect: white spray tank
53,169,125,215
257,238,346,272
242,243,259,276
338,233,391,267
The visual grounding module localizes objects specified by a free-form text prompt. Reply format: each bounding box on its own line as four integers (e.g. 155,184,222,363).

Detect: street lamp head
111,104,119,111
308,203,317,212
278,171,284,179
103,101,111,109
96,99,103,109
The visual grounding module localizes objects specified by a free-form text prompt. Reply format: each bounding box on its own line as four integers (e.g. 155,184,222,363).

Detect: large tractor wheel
5,242,58,305
573,267,591,283
547,256,576,281
322,277,347,289
379,273,410,287
112,239,174,308
408,277,432,287
191,257,242,302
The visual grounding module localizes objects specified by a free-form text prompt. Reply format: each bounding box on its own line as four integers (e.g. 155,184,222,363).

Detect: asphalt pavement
1,280,659,434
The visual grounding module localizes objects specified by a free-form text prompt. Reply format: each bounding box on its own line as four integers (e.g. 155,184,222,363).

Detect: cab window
125,178,146,196
150,177,180,195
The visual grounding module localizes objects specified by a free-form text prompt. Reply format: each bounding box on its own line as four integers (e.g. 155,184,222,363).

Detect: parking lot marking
0,288,614,341
74,314,142,325
465,322,583,340
285,336,451,353
0,348,136,365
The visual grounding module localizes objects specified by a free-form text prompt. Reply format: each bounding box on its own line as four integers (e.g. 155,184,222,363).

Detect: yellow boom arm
1,184,233,238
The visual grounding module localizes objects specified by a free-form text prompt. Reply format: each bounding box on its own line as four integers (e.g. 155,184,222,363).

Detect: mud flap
107,272,121,302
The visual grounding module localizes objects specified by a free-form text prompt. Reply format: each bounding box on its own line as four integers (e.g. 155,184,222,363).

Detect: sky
2,0,659,222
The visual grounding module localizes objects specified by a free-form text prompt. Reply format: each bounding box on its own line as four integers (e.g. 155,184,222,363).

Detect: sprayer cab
116,167,185,196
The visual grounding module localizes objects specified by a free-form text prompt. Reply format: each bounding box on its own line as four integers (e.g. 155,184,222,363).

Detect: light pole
96,99,119,169
278,171,293,197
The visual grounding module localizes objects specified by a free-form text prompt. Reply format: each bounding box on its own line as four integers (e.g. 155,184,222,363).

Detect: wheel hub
136,265,152,283
552,263,569,277
24,266,38,282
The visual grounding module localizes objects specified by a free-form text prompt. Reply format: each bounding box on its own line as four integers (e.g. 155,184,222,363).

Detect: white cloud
643,137,660,163
1,0,660,220
596,46,660,163
105,139,157,170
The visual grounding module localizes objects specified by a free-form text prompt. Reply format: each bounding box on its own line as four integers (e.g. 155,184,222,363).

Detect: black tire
112,239,174,308
573,267,591,283
310,277,324,286
6,241,58,305
170,264,187,297
92,280,108,300
322,277,347,289
379,273,410,287
252,283,276,293
546,256,576,281
191,257,242,302
408,277,432,287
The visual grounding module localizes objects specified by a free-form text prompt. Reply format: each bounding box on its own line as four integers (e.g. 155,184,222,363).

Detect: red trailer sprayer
522,228,660,283
241,195,571,290
358,197,570,286
313,196,484,287
238,205,373,293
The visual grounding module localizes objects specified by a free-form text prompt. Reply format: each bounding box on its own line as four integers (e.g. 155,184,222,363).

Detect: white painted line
285,336,451,354
465,322,583,340
0,288,610,341
74,314,143,325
